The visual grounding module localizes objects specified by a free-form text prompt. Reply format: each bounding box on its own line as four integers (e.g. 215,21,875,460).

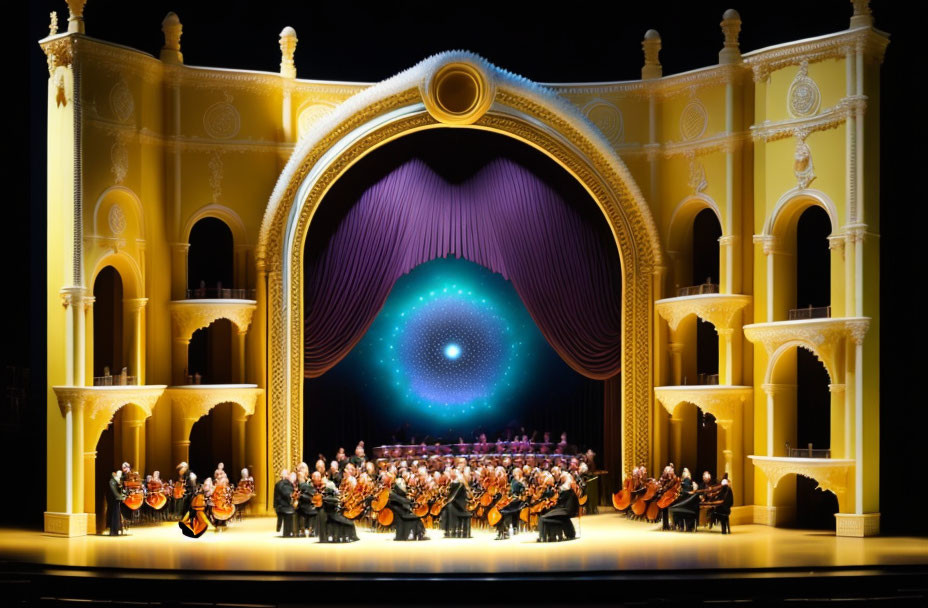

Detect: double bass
145,477,167,510
211,482,236,522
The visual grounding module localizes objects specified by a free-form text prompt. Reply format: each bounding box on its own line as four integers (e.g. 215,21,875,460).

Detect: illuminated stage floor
2,513,926,575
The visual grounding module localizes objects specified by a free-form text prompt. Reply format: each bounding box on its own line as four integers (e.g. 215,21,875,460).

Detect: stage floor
2,513,926,575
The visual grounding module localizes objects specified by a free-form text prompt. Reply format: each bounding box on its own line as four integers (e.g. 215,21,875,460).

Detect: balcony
653,385,753,422
185,287,257,300
170,299,257,340
743,316,870,384
749,455,854,511
676,281,719,297
655,293,752,333
788,305,831,321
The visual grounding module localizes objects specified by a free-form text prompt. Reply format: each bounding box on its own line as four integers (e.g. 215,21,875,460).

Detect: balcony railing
185,287,256,300
697,373,719,385
93,373,138,386
786,443,831,458
676,281,719,297
788,305,831,320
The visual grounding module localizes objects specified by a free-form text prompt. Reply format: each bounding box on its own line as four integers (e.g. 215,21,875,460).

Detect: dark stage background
8,1,923,535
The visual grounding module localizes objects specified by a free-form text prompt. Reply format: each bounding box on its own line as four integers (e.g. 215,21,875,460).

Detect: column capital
170,242,191,253
752,234,778,256
125,297,149,311
828,383,847,393
761,383,796,397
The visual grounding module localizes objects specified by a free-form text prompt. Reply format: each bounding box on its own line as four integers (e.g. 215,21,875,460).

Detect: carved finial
850,0,873,28
161,12,183,65
719,9,742,64
66,0,86,34
49,11,59,36
641,29,662,80
279,26,298,79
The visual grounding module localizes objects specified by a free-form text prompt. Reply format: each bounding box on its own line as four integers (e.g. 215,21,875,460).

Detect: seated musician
389,477,428,541
668,468,699,531
349,444,366,470
537,472,580,542
328,460,342,487
105,469,126,535
495,466,526,540
273,469,296,537
439,469,473,538
296,469,317,537
318,480,359,542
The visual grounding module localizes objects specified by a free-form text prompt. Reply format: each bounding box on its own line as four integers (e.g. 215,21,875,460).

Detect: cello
123,471,145,511
179,492,210,538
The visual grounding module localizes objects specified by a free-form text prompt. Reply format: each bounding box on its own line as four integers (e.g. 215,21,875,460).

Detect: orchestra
97,434,733,542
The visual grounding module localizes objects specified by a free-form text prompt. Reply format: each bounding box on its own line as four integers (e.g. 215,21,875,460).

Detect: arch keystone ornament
258,50,662,488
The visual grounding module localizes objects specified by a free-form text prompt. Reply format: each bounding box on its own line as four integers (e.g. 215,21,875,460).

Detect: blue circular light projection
357,256,538,422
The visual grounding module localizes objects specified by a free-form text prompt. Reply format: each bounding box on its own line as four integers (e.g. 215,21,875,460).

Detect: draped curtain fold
304,157,622,380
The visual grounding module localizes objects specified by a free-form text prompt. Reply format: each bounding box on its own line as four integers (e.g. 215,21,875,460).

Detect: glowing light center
444,343,462,360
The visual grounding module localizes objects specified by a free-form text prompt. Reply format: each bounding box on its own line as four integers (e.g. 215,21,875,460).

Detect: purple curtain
304,157,622,380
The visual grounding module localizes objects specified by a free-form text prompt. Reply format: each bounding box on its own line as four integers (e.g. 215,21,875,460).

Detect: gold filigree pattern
259,55,662,476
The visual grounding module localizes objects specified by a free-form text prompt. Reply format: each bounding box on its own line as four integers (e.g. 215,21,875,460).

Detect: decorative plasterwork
654,386,753,424
52,385,167,446
743,27,889,82
744,317,870,384
548,63,746,101
751,95,866,142
787,61,821,118
169,299,256,341
655,293,752,332
749,455,854,510
203,93,241,139
581,98,624,144
793,132,815,189
166,384,262,423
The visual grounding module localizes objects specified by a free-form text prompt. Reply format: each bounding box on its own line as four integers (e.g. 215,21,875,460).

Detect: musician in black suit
106,469,126,535
669,468,699,531
537,472,580,542
296,470,318,537
439,469,473,538
388,477,428,541
495,467,526,540
273,469,295,537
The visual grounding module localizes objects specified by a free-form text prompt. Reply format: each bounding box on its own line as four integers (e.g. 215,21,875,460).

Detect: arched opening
188,319,234,384
767,343,836,528
188,217,234,298
188,402,236,480
692,207,721,291
91,403,148,534
795,205,831,316
300,127,621,489
92,266,124,381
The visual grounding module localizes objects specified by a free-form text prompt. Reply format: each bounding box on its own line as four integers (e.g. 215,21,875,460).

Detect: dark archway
188,319,234,384
188,217,234,295
796,205,831,311
93,266,123,379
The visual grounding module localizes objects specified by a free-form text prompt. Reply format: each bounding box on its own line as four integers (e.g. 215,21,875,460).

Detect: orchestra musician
536,472,580,542
668,467,699,531
388,477,428,541
273,469,296,537
106,469,127,535
495,466,526,540
296,469,317,538
439,469,473,538
318,480,359,543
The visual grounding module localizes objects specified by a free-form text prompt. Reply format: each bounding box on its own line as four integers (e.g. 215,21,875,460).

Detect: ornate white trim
749,455,854,511
169,299,256,341
744,317,870,384
655,293,752,332
654,385,752,423
52,385,167,447
165,384,262,422
762,187,838,237
751,95,867,142
743,27,889,82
